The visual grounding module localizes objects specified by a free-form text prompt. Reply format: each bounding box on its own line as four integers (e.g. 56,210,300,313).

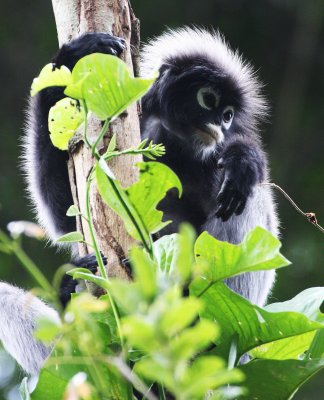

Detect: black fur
30,34,126,239
26,31,277,307
141,57,266,229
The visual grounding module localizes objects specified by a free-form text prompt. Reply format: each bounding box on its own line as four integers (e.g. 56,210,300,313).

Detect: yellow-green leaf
31,63,72,96
48,98,84,150
64,53,156,120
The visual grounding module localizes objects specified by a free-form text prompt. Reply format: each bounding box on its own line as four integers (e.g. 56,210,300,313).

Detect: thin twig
262,182,324,234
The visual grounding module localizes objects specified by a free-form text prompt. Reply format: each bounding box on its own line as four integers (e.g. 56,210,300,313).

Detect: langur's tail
0,282,59,375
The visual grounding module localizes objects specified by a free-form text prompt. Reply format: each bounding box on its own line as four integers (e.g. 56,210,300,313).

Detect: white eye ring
222,106,234,130
197,87,221,110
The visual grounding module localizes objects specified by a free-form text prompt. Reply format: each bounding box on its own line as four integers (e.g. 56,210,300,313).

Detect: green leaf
35,317,62,342
126,162,182,235
238,358,324,400
56,231,84,243
129,246,157,301
109,280,143,315
134,358,174,392
107,133,117,152
195,226,290,283
169,319,219,361
31,63,72,96
136,353,243,400
96,161,182,248
153,224,196,284
48,98,84,150
250,331,317,360
66,205,81,217
250,288,324,360
191,281,323,361
264,287,324,322
64,53,156,120
0,243,12,255
153,233,179,274
31,369,70,400
121,315,160,353
96,160,151,249
159,297,202,337
133,140,166,160
181,356,244,399
67,268,110,291
32,360,129,400
306,329,324,359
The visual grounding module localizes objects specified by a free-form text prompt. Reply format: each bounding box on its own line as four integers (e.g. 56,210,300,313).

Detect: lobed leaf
250,287,324,359
264,287,324,322
250,331,317,360
195,226,290,283
66,205,82,217
67,267,110,291
96,161,182,248
126,162,182,235
31,63,72,96
56,231,84,243
48,98,84,150
191,281,323,361
65,53,156,120
96,160,151,249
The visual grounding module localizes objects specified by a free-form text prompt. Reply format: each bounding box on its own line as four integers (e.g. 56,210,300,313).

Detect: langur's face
157,61,244,157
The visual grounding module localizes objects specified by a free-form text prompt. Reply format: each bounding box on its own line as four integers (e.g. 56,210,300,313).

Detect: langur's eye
222,106,234,129
197,87,221,110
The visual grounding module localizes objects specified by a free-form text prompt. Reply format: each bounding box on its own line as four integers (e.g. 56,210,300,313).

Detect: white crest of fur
141,26,268,122
0,282,59,374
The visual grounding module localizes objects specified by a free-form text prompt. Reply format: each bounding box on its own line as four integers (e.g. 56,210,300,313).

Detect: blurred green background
0,0,323,398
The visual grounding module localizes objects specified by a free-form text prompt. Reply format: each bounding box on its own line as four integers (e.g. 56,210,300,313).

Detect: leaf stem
83,114,153,256
81,100,91,149
92,118,111,156
104,146,165,162
104,171,153,256
85,169,124,349
0,229,53,295
86,172,107,279
196,281,215,298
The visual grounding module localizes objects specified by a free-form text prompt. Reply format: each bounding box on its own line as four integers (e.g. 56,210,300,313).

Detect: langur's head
141,27,268,157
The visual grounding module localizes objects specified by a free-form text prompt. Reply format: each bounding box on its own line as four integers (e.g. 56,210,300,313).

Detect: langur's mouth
195,123,224,145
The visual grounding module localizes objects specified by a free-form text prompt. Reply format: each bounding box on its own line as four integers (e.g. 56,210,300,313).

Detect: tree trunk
51,0,141,281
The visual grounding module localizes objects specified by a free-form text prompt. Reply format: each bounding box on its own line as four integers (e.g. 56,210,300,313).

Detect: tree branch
51,0,142,281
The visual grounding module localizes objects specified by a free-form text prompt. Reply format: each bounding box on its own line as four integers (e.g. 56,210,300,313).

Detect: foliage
1,53,323,400
48,98,84,150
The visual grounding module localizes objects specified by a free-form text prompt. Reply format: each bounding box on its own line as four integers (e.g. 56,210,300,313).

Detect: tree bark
51,0,141,281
